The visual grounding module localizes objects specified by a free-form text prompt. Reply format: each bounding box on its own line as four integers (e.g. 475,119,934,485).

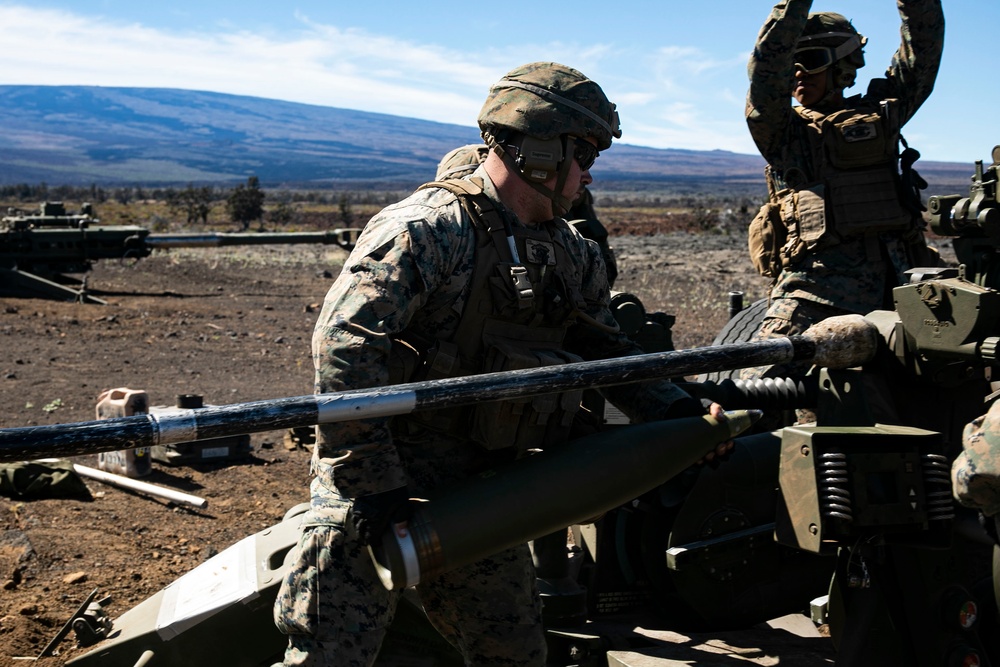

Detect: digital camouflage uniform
954,401,1000,519
274,163,698,665
743,0,944,371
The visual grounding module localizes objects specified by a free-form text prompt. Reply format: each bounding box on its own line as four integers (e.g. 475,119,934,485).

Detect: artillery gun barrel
143,230,358,250
0,315,877,462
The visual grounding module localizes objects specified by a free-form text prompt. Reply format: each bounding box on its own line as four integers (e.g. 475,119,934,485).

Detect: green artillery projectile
371,409,761,590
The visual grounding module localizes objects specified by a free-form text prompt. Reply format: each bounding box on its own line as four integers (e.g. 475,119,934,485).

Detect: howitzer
0,201,361,304
2,316,873,667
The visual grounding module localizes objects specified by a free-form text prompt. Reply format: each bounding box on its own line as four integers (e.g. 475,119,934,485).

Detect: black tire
696,298,769,382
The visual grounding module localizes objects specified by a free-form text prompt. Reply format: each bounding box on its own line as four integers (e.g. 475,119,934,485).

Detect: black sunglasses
572,138,599,171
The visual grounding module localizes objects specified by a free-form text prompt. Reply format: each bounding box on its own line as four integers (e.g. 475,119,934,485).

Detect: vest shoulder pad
417,176,485,198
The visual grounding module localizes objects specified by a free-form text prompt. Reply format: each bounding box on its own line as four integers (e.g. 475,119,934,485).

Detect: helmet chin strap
814,67,848,110
495,136,576,218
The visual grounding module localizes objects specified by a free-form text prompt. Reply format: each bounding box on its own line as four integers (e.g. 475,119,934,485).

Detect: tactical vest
749,99,918,277
389,177,589,452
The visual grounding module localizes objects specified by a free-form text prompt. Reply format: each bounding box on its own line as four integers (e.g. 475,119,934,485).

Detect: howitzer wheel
696,298,768,383
635,432,835,630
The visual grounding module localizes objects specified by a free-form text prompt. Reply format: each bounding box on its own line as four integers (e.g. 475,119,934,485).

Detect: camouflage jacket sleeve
864,0,944,127
745,0,813,164
746,0,944,165
562,232,699,422
311,187,475,498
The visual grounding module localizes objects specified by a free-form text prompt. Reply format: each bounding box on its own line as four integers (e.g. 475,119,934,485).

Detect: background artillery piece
0,201,361,304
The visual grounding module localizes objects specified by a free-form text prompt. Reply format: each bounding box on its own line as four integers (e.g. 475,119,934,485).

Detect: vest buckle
508,265,535,309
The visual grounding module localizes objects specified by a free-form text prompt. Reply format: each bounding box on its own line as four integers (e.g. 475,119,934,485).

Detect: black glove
663,398,733,469
350,486,412,547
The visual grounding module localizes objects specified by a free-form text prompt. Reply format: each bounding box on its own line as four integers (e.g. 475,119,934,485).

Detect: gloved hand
663,399,734,468
350,486,413,547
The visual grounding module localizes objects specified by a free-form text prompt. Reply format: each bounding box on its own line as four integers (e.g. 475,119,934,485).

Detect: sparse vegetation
1,182,761,236
226,175,267,230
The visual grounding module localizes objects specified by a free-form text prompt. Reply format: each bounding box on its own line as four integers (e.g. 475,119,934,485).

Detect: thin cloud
0,4,753,152
0,5,491,125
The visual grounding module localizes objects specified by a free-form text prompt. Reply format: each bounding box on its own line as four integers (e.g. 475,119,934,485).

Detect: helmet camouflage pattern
477,62,622,151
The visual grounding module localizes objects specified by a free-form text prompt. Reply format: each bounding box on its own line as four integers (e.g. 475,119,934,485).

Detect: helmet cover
435,144,490,181
478,62,621,151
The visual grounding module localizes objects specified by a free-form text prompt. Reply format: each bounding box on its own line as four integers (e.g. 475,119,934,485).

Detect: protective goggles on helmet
794,33,864,74
572,138,599,171
793,46,836,74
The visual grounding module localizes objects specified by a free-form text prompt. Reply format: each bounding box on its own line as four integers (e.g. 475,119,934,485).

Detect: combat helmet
477,62,621,216
796,12,867,90
435,144,490,181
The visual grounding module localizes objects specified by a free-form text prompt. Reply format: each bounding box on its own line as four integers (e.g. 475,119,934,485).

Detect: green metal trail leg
0,267,106,304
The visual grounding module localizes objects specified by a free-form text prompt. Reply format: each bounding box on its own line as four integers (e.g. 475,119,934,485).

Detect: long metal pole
143,230,357,249
72,464,209,509
0,316,877,462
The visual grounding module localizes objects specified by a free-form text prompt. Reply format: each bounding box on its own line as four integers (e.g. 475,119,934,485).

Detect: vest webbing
398,178,588,448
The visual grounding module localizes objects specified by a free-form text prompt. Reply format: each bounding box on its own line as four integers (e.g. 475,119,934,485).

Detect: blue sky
0,1,989,164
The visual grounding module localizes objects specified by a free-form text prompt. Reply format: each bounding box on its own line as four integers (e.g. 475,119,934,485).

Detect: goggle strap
797,31,858,45
796,32,862,57
831,34,863,60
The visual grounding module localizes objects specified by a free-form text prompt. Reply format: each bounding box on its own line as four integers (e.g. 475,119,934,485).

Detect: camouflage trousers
273,483,546,667
739,297,854,383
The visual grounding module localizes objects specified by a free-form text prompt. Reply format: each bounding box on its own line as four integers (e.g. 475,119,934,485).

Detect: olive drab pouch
470,322,582,452
489,262,535,312
788,185,827,248
747,201,786,278
388,337,422,385
771,186,822,269
388,337,463,385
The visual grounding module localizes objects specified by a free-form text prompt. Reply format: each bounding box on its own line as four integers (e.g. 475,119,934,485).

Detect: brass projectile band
407,510,446,583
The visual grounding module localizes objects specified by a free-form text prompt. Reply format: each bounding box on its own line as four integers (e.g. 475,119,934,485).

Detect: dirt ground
0,229,954,665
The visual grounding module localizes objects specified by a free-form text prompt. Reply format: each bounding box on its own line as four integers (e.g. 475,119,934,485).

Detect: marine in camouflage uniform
742,0,944,384
273,62,709,667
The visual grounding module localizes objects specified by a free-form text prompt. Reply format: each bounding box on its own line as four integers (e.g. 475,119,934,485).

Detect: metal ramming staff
0,315,878,462
141,230,359,249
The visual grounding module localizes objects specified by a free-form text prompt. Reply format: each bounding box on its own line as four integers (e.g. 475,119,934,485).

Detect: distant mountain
0,85,973,190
